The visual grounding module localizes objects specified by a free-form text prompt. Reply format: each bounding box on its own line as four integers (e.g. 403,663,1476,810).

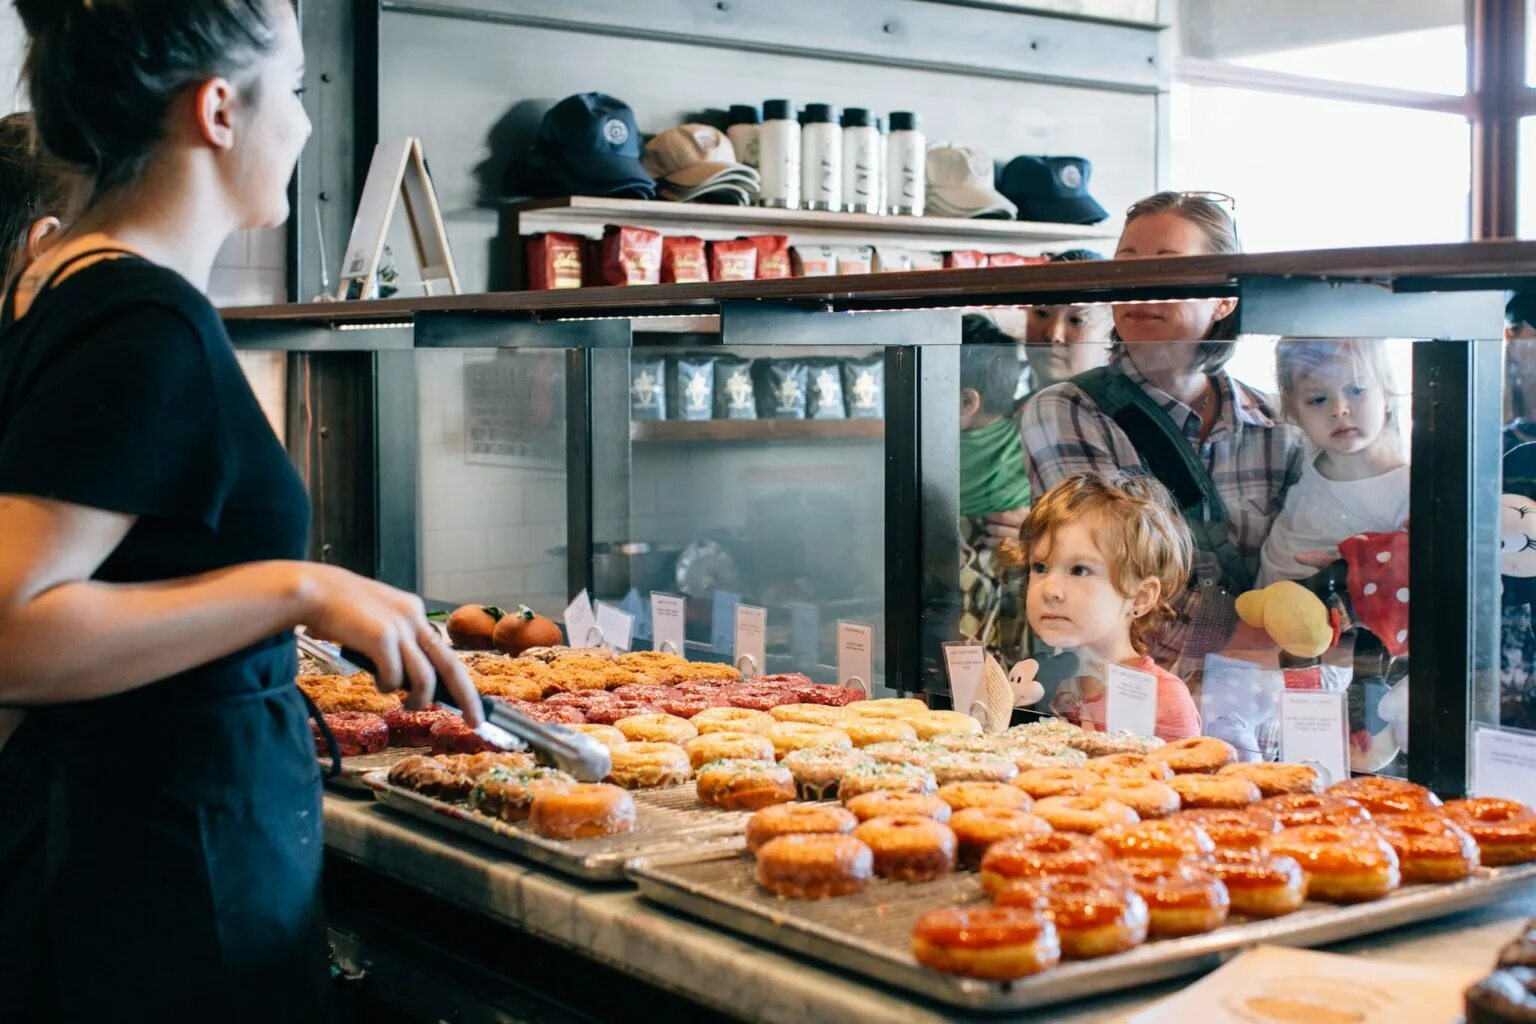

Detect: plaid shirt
1019,352,1305,688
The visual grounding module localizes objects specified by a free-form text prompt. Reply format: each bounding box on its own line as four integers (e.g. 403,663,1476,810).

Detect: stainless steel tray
320,748,428,792
629,848,1536,1013
363,770,751,881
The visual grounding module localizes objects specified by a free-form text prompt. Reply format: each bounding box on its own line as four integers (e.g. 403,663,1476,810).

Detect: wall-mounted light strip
336,321,415,331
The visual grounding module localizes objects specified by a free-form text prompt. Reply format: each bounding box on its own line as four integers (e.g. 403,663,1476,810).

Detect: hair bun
14,0,78,35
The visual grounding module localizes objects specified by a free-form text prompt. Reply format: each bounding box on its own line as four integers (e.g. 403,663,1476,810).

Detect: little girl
1259,339,1409,585
1020,471,1202,740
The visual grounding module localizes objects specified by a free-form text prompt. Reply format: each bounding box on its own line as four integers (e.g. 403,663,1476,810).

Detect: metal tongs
296,632,613,782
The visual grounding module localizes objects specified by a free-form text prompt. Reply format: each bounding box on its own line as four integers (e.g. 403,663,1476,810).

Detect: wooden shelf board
630,419,886,443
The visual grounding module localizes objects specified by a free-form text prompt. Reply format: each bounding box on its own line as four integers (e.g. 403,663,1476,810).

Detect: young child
1259,339,1409,585
1020,471,1201,740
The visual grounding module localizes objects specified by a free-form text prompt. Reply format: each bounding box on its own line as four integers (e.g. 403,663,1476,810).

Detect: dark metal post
565,348,595,602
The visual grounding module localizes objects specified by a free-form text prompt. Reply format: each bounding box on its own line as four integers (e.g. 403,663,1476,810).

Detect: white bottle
758,99,801,209
885,111,925,216
841,108,880,214
726,104,761,170
800,103,842,212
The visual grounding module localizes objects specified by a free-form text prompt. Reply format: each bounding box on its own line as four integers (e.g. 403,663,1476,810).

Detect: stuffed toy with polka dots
1338,531,1409,658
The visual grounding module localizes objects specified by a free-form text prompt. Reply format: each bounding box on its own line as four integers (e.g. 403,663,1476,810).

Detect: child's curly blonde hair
1020,472,1194,654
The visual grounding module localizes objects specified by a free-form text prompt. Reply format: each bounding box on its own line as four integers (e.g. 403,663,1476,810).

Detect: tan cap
925,144,1016,219
644,124,750,189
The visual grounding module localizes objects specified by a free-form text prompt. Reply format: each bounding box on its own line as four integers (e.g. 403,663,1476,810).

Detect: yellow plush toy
1235,580,1335,659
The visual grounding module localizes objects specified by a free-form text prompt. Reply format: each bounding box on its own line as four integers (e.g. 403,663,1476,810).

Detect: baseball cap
645,123,761,205
999,156,1108,225
527,93,655,198
925,144,1016,220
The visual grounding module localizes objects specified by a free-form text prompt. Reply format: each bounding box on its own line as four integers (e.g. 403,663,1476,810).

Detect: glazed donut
1013,767,1098,800
1009,743,1090,772
853,815,958,881
993,873,1150,959
529,783,637,839
1330,776,1444,816
1093,819,1215,863
467,766,577,822
614,713,698,745
1087,753,1174,782
1086,779,1180,820
1168,773,1261,810
845,791,953,824
950,807,1054,868
766,722,853,760
754,833,874,899
605,742,692,789
1218,762,1322,798
1178,808,1282,850
780,745,872,801
847,698,929,720
933,733,1006,755
1465,967,1536,1024
1067,728,1165,758
1443,798,1536,866
1371,813,1480,882
930,752,1019,786
436,751,537,780
911,906,1060,981
386,754,464,798
1114,857,1231,937
695,759,798,811
1264,825,1401,902
936,782,1032,814
566,723,629,751
837,761,939,801
841,717,919,748
1259,793,1371,829
979,832,1111,895
1208,847,1308,918
861,740,946,768
1032,795,1140,835
1007,718,1087,744
769,703,851,727
691,707,776,735
683,730,777,770
910,711,983,741
1147,736,1236,774
746,802,858,853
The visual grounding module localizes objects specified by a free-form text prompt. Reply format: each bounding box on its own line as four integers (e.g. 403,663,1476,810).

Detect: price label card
594,602,634,652
1280,690,1350,786
837,621,874,695
563,589,598,648
1105,662,1159,737
734,604,767,678
942,641,986,722
651,592,686,655
711,590,740,654
1474,727,1536,806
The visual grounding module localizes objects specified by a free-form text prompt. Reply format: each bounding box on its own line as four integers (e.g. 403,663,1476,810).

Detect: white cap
924,144,1016,219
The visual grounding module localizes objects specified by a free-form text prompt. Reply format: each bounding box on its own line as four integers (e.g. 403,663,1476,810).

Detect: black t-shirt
0,255,310,711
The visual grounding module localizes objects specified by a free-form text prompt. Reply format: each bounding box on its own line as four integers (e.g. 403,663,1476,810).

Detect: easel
336,137,460,301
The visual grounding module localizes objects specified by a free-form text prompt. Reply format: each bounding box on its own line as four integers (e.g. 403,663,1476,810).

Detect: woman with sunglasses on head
0,2,481,1020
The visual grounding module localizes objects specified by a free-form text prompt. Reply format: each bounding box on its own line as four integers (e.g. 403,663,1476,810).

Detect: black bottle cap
889,111,920,133
802,103,835,124
840,107,873,128
763,99,793,121
728,104,761,125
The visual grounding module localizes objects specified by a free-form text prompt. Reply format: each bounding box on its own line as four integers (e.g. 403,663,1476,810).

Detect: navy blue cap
998,156,1107,225
532,93,654,195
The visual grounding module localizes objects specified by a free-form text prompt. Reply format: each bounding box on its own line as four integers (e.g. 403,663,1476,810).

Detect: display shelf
629,419,885,444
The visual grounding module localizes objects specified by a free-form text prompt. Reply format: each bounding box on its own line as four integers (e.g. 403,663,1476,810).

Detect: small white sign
563,589,598,648
734,604,768,679
942,642,986,723
1105,661,1159,737
1474,726,1536,806
1280,690,1350,787
836,621,874,696
594,602,634,652
651,593,686,655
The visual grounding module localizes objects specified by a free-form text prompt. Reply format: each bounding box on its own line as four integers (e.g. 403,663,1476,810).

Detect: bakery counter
321,793,1536,1023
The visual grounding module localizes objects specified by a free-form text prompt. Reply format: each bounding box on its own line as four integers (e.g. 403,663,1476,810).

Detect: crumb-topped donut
1259,793,1371,829
845,791,953,824
950,807,1054,868
979,832,1110,895
1086,779,1180,820
755,834,874,899
780,745,872,801
1372,813,1480,882
1219,762,1322,798
1329,775,1443,816
853,815,958,881
581,699,660,725
1178,807,1282,850
1087,753,1174,781
1147,736,1236,774
1264,824,1400,902
529,783,636,839
766,722,853,760
930,752,1019,786
1168,773,1261,810
1094,819,1215,862
683,730,776,770
691,706,775,735
912,906,1060,981
317,711,389,757
769,703,851,727
841,717,919,748
606,742,691,789
746,803,858,853
1443,798,1536,866
381,705,457,748
1033,795,1140,834
614,712,698,745
837,760,939,801
695,759,797,811
993,872,1150,959
1014,767,1098,800
1114,857,1230,937
467,766,576,822
937,782,1031,814
1208,847,1307,918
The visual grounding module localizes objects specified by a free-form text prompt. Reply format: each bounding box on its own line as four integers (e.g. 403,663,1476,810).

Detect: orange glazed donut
1178,808,1282,850
979,832,1111,896
528,783,637,839
1013,767,1098,799
845,791,953,824
950,807,1054,868
691,707,775,735
853,815,958,881
683,730,777,770
614,712,698,745
1259,793,1371,829
1114,857,1230,937
1168,773,1261,810
1088,753,1174,782
606,742,691,789
746,802,857,853
1208,847,1308,918
1094,819,1215,863
1033,795,1140,835
754,834,874,899
1329,776,1444,816
1148,736,1236,774
937,781,1032,814
1264,825,1400,902
1086,779,1180,820
911,905,1060,981
1218,762,1322,798
994,872,1150,959
1372,813,1480,882
1443,798,1536,866
695,759,798,811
